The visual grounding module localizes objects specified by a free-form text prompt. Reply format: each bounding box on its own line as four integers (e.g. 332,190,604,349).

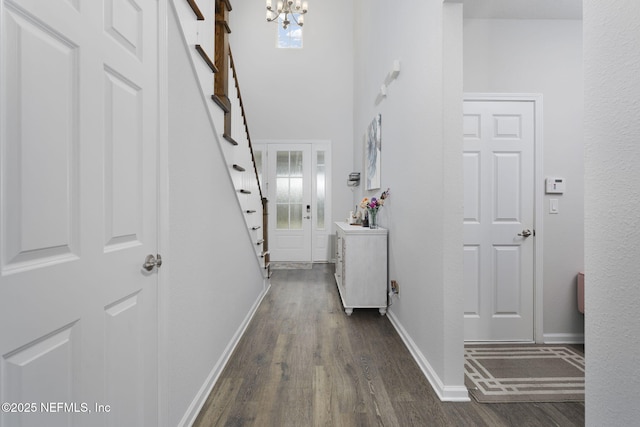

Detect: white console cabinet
334,222,388,316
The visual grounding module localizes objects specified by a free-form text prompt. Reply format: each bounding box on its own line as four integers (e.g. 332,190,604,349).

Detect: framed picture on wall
366,114,382,190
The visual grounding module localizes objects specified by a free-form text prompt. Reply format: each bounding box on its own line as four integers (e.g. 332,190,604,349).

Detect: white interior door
0,0,159,425
267,144,312,262
463,99,535,341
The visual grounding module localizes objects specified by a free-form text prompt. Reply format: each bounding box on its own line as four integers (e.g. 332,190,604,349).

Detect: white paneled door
463,99,535,341
1,0,160,426
267,144,312,262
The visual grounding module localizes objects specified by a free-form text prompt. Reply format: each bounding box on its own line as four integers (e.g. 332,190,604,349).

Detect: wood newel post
262,197,270,276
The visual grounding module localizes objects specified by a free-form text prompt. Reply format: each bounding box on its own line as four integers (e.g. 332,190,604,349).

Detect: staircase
175,0,270,277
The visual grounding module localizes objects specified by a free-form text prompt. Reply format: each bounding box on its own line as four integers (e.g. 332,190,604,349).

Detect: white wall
464,19,585,342
584,1,640,425
230,0,466,400
166,5,267,425
228,0,355,234
352,0,467,399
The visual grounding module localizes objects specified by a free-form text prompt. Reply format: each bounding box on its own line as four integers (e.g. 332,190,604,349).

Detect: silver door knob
143,254,163,271
518,229,532,237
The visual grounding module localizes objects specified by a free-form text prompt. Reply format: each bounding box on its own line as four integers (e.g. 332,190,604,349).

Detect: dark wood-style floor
193,264,584,426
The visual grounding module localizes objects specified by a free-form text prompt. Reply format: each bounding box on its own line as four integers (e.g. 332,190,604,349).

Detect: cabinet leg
345,308,353,316
379,307,387,316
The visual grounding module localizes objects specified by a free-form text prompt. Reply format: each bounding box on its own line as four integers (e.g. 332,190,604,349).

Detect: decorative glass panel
276,204,289,229
290,151,303,177
276,177,289,203
275,150,305,229
316,151,325,229
276,151,289,176
290,177,303,202
290,204,303,229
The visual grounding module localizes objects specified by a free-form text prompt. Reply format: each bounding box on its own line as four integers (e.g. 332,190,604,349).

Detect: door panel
463,245,480,316
494,245,521,314
2,2,80,271
2,323,79,427
494,153,521,221
0,1,159,426
104,292,145,425
463,100,535,341
104,0,143,58
104,67,145,249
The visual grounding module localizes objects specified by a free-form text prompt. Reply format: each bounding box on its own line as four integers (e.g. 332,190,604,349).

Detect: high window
277,14,303,48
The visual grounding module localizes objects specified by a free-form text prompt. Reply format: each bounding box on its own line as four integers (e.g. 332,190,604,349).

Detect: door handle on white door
518,229,532,237
143,254,163,271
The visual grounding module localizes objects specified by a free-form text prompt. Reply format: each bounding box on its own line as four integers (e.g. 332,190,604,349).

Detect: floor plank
193,264,584,427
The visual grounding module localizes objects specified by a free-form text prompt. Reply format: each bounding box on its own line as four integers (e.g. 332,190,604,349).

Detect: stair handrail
228,48,263,201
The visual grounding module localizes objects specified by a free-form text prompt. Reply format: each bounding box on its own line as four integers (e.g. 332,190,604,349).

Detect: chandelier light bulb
266,0,309,29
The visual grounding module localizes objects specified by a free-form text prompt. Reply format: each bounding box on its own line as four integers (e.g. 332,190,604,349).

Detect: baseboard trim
387,311,470,402
543,333,585,344
179,282,271,426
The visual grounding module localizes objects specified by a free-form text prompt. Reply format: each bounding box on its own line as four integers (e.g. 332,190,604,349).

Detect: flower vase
368,209,378,229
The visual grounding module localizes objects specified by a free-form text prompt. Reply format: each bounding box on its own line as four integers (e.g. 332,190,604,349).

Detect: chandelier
266,0,309,29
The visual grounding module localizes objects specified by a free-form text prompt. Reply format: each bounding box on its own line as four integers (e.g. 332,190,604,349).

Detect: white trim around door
157,0,170,425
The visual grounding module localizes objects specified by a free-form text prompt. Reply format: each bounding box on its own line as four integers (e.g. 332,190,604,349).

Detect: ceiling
463,0,582,20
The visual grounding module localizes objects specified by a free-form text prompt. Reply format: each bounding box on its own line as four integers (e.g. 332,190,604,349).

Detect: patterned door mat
464,345,585,403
